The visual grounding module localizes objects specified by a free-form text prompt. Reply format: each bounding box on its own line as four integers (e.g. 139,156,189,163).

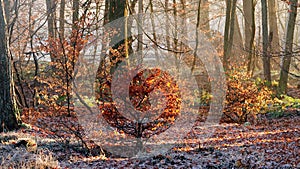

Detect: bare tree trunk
28,0,39,107
243,0,255,73
108,0,126,47
268,0,280,52
232,12,244,59
200,0,210,38
228,0,237,57
0,0,21,132
165,0,171,51
180,0,187,44
149,0,159,62
192,0,202,72
223,0,237,70
278,0,298,94
3,0,9,22
46,0,56,62
137,0,143,63
72,0,79,32
223,0,232,70
98,0,109,66
59,0,65,39
46,0,56,38
268,0,280,69
173,0,180,71
233,14,243,46
261,0,271,82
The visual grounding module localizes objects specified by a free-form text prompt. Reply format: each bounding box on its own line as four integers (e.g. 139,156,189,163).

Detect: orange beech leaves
98,68,181,138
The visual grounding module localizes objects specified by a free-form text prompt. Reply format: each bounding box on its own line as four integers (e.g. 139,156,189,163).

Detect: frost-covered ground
1,113,299,169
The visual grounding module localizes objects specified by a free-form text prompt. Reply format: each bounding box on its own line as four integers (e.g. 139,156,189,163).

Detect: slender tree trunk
278,0,298,94
108,0,126,48
72,0,79,32
149,0,159,62
200,0,210,38
46,0,56,38
165,0,171,51
268,0,280,53
137,0,143,64
192,0,202,73
233,12,244,58
28,0,39,107
98,0,109,70
223,0,232,70
243,0,256,73
180,0,187,45
261,0,271,82
223,0,237,70
59,0,65,39
0,0,21,132
228,0,237,56
46,0,56,62
173,0,180,71
3,0,9,23
268,0,280,69
124,0,129,62
233,14,243,47
224,0,243,66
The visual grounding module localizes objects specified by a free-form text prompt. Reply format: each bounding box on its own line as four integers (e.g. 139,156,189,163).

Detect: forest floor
0,87,299,168
0,109,299,169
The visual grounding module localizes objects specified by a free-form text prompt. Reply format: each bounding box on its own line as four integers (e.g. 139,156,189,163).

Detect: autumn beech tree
0,0,21,132
94,0,183,152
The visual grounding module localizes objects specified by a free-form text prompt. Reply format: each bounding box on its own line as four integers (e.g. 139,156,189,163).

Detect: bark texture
0,0,21,132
